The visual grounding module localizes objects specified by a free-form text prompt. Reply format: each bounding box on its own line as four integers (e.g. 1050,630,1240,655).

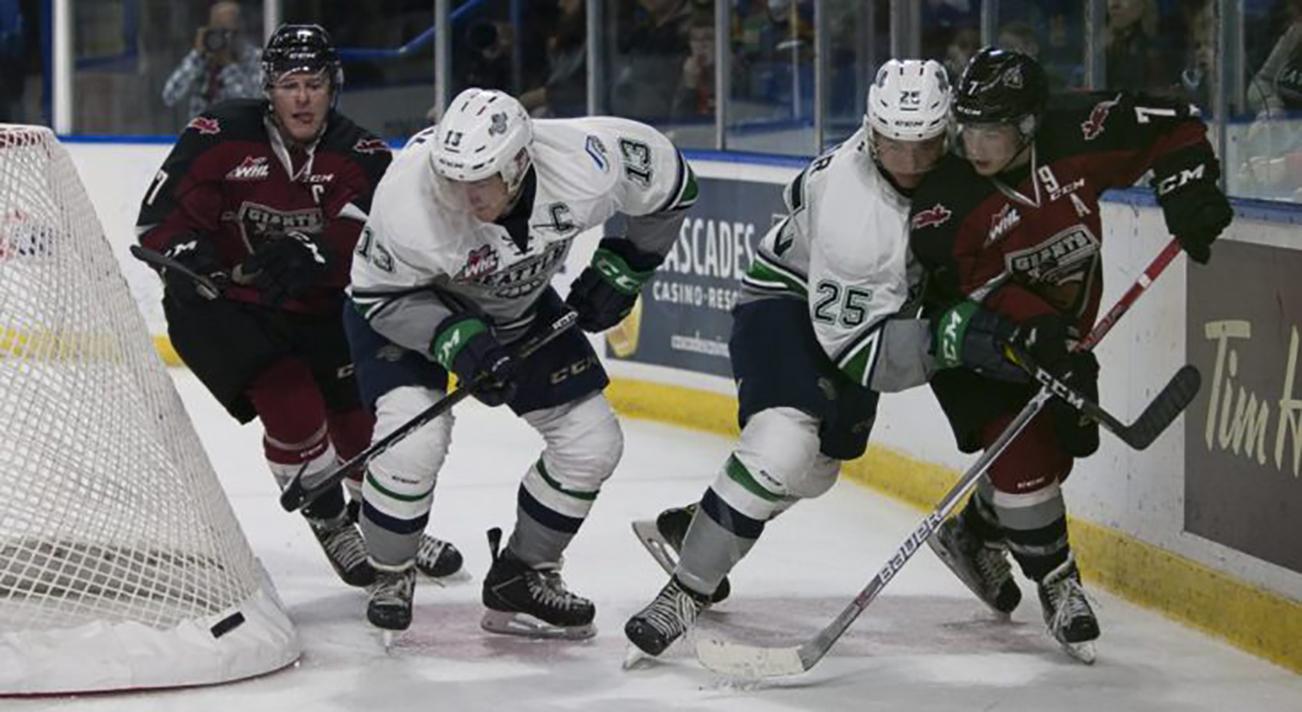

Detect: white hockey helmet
431,88,534,193
864,59,951,141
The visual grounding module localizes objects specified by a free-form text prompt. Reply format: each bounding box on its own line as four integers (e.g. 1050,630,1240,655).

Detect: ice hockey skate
480,528,595,639
630,503,730,604
928,514,1021,617
1038,555,1100,664
347,499,463,579
307,511,376,587
624,576,710,658
368,565,417,650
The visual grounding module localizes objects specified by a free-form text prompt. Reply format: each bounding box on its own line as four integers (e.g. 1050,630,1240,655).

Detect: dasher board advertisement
1185,239,1302,574
605,177,785,378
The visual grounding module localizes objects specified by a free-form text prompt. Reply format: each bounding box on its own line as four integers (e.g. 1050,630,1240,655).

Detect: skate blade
480,610,596,640
1060,639,1097,665
622,643,658,670
380,629,398,653
631,519,679,576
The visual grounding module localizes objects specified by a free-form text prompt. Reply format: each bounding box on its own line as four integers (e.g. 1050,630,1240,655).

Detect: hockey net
0,125,299,694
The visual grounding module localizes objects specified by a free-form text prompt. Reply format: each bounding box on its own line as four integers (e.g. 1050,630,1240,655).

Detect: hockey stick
694,237,1186,678
1008,347,1201,451
278,309,579,513
129,244,252,298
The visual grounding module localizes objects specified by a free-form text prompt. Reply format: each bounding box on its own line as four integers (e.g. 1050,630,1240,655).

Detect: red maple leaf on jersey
911,203,953,230
186,116,221,135
353,137,389,155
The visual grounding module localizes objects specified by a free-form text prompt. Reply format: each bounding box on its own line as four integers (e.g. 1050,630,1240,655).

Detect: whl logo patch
227,156,271,181
456,245,500,281
986,203,1021,245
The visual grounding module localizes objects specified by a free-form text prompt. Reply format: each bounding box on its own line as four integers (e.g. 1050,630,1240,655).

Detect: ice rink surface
13,371,1301,711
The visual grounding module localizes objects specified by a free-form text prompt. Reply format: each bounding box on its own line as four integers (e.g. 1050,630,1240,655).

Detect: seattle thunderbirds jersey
350,116,696,355
740,128,930,392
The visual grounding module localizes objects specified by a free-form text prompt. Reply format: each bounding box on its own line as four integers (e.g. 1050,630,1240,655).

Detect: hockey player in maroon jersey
136,24,461,588
909,47,1232,661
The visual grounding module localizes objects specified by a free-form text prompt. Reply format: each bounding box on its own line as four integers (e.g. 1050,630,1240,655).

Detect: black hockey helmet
261,24,344,94
953,46,1047,135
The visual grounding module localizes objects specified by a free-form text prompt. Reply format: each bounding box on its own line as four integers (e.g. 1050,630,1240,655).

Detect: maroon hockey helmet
953,46,1048,136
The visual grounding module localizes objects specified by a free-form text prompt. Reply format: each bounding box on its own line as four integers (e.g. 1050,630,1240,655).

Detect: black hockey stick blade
129,244,225,300
278,309,578,513
1116,364,1201,449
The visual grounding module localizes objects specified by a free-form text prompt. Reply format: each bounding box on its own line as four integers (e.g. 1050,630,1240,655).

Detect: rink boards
60,139,1302,674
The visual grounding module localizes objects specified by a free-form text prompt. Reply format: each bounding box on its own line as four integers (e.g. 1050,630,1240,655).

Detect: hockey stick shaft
697,237,1184,677
129,244,253,297
278,309,579,512
129,244,225,300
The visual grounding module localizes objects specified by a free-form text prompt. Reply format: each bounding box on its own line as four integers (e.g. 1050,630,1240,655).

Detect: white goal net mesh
0,125,298,694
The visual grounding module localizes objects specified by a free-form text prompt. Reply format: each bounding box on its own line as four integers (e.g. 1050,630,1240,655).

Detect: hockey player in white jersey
344,88,697,638
625,59,990,657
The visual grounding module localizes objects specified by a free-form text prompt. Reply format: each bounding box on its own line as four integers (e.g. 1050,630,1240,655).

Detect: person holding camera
162,1,262,118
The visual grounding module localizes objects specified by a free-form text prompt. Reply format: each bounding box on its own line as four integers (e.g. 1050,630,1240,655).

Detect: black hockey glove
158,233,224,305
242,230,332,306
565,237,661,333
431,314,517,407
1049,350,1101,457
1151,147,1233,265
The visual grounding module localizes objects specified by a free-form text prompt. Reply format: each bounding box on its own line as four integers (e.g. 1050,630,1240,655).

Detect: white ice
13,370,1301,711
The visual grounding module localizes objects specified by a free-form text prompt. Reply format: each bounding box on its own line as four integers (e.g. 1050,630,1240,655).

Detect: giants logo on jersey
226,156,271,181
235,202,324,250
1081,94,1121,141
353,137,389,155
910,203,952,230
187,116,221,135
1005,224,1100,312
456,245,500,281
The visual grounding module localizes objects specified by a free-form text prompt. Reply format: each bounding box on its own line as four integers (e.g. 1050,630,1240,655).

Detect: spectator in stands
457,20,514,95
162,1,262,118
1242,0,1302,200
610,0,691,120
997,21,1040,59
944,27,980,81
672,11,716,119
1105,0,1170,92
518,0,587,118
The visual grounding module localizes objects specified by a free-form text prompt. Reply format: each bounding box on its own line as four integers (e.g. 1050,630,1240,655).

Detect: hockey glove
1151,147,1233,265
566,238,661,333
431,314,517,407
243,230,332,305
933,304,1077,383
932,301,1029,383
1049,350,1101,457
158,233,225,305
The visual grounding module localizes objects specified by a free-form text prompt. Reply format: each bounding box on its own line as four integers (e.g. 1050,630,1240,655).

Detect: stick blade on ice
694,638,806,678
